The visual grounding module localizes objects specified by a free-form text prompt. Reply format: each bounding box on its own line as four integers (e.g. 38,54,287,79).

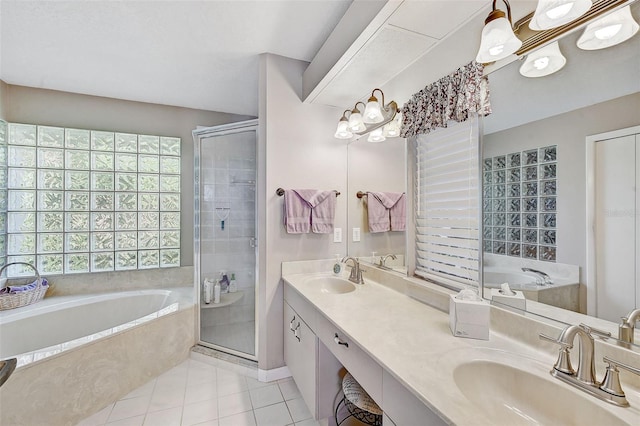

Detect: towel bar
276,188,340,196
356,191,368,199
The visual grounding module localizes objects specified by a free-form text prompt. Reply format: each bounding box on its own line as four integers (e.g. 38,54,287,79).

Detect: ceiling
0,0,352,116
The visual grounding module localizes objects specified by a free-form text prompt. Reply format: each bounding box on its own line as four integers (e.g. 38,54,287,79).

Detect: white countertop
282,271,640,425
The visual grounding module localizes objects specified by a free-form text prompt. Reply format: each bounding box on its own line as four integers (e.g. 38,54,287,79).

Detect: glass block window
4,123,181,276
483,145,557,262
0,121,7,270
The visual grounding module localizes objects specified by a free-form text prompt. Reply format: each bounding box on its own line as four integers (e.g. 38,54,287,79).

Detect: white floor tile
148,385,186,413
155,369,188,390
181,399,218,426
76,403,114,426
217,390,253,418
108,395,151,423
123,379,157,400
246,376,272,390
185,382,218,405
217,374,248,397
277,379,301,401
192,420,219,426
254,402,293,426
249,384,283,409
143,406,183,426
293,419,321,426
106,414,145,426
285,397,312,423
218,411,256,426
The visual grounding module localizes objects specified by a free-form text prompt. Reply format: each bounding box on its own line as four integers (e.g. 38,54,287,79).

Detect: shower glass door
193,120,258,360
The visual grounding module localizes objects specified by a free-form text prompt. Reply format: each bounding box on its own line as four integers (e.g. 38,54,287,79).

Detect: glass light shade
519,41,567,77
367,127,386,143
577,6,639,50
348,111,366,132
334,119,353,139
383,114,402,137
476,15,523,63
529,0,592,30
363,99,384,124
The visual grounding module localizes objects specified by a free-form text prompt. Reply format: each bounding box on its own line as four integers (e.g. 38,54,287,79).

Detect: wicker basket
0,262,47,311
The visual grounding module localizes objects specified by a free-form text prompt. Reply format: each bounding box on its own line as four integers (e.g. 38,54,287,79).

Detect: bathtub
0,287,195,426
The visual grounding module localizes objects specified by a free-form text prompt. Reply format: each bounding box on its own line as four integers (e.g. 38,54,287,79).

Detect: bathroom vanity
282,260,640,425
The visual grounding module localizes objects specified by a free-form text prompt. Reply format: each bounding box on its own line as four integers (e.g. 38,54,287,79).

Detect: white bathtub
0,287,193,366
0,287,195,426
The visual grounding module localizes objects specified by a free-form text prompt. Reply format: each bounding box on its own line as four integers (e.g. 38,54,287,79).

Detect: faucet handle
599,356,640,403
579,323,612,339
540,333,575,375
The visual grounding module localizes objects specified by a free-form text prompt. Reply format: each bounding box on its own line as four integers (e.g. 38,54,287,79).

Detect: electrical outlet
352,227,361,242
333,227,342,243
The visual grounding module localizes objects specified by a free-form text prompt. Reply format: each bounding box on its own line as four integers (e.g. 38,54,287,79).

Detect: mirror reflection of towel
367,192,406,233
283,189,336,234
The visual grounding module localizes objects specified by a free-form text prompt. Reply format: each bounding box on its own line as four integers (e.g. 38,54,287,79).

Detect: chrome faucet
521,267,553,285
618,308,640,344
342,256,365,284
377,254,397,270
540,323,640,406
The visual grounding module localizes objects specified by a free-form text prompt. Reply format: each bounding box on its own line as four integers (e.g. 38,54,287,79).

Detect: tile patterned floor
77,357,321,426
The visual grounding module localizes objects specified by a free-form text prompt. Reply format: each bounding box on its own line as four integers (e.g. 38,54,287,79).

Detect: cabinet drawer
284,283,317,332
315,312,383,405
382,370,446,426
284,302,317,418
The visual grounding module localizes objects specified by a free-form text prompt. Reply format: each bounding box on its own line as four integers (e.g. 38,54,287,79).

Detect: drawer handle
294,323,301,342
334,333,349,348
289,316,296,331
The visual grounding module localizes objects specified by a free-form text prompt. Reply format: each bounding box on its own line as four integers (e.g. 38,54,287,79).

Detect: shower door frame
193,119,259,361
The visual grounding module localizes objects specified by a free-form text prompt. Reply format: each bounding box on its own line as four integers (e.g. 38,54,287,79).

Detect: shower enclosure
193,120,258,360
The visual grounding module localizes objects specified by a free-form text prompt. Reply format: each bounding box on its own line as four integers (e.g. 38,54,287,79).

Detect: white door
594,134,639,322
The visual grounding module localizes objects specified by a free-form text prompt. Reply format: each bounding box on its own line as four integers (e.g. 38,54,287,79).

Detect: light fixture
363,89,385,124
476,0,523,63
519,41,567,77
577,5,639,50
529,0,592,30
334,110,353,139
334,89,399,140
347,102,367,132
367,127,386,143
383,112,402,137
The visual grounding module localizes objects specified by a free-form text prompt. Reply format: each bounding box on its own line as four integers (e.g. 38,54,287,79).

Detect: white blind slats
415,117,480,288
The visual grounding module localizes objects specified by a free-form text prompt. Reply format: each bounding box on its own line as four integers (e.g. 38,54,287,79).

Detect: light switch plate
333,227,342,243
352,227,361,242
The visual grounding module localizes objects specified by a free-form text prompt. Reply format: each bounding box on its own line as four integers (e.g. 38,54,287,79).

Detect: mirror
481,2,640,342
346,134,407,272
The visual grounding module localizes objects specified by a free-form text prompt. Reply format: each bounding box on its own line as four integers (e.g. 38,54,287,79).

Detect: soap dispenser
333,254,342,276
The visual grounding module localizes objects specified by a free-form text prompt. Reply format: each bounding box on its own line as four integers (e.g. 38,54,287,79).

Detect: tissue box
449,294,490,340
491,288,526,311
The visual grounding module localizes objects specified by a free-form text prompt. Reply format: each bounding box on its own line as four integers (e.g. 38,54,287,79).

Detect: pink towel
294,189,336,234
284,190,311,234
283,189,336,234
367,192,405,233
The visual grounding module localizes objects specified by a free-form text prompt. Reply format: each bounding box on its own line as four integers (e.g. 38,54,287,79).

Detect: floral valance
400,61,491,138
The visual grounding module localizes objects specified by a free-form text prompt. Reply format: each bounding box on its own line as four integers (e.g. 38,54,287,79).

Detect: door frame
192,119,259,361
585,125,640,317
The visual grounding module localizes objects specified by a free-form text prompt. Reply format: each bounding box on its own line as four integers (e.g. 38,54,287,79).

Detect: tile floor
77,357,321,426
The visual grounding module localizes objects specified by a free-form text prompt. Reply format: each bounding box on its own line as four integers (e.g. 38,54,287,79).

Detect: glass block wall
482,145,557,262
4,123,181,277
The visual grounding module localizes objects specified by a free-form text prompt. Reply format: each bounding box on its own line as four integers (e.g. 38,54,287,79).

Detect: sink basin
454,360,628,425
304,276,356,294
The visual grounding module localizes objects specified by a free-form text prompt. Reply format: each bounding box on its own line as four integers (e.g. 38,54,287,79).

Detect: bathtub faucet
377,254,397,270
521,267,553,285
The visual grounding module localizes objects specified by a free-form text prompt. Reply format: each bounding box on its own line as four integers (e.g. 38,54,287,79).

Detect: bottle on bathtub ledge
213,279,221,304
219,271,230,294
203,278,213,304
229,273,237,293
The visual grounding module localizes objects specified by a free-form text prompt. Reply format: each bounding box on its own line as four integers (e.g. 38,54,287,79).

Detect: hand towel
367,192,405,233
293,189,336,234
284,190,311,234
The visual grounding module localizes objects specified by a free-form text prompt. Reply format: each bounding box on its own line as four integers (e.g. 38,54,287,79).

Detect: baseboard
258,365,291,382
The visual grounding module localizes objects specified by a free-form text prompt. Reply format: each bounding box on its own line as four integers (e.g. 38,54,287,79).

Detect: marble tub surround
282,261,640,425
0,299,195,425
45,265,194,297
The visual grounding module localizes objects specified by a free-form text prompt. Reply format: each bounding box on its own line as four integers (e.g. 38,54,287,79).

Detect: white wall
3,84,252,266
0,80,7,119
258,53,347,370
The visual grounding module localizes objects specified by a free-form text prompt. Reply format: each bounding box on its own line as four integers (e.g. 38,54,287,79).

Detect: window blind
414,117,480,289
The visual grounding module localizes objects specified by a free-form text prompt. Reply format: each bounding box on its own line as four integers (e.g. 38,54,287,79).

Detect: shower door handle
249,237,257,248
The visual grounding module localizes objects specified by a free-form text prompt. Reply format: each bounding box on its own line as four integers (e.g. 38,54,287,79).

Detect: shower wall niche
193,120,258,359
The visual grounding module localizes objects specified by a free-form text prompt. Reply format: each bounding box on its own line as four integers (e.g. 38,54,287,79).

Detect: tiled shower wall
199,131,256,355
482,145,558,262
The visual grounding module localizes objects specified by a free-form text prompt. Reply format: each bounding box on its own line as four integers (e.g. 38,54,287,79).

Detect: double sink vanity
282,259,640,425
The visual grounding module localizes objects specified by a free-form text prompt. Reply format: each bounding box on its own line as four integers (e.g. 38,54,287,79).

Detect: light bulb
595,23,622,40
348,111,366,132
530,0,592,30
519,41,566,78
334,119,352,139
577,6,639,50
476,13,522,63
545,3,574,20
367,128,385,143
363,97,384,124
533,56,550,70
